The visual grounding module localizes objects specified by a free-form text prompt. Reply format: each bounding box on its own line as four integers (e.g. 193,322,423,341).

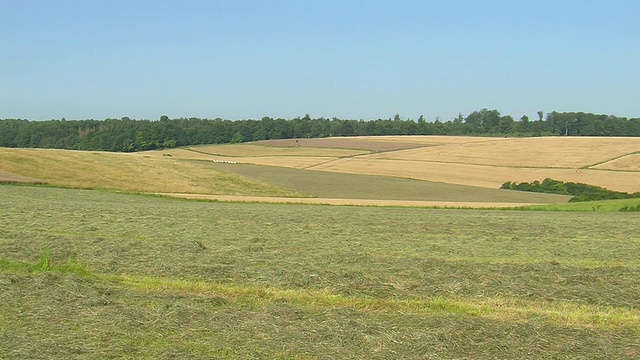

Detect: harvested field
365,136,640,168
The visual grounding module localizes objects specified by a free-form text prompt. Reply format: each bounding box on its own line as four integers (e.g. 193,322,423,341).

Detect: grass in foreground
2,185,640,358
520,197,640,212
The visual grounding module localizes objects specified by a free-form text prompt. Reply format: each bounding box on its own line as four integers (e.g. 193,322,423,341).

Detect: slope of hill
0,147,302,197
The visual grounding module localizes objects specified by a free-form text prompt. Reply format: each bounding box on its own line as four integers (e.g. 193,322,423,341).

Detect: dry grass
0,147,302,196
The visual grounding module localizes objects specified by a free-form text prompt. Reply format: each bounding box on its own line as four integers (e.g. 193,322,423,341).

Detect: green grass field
2,185,639,359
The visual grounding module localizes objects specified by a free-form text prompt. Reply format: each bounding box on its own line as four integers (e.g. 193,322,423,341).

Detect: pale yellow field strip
307,158,640,193
158,193,536,208
139,150,339,169
593,153,640,171
220,156,338,169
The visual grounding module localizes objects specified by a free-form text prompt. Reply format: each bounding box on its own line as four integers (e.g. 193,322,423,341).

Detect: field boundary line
155,193,539,208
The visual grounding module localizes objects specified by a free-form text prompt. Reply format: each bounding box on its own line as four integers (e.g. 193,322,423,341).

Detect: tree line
501,178,640,203
1,110,639,152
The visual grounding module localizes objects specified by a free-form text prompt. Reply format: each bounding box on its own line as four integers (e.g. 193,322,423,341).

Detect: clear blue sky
1,0,638,121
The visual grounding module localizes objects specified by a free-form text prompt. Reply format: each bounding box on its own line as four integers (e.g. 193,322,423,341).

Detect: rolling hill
2,135,639,206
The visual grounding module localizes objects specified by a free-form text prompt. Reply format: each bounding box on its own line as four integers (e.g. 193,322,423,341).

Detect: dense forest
1,110,639,152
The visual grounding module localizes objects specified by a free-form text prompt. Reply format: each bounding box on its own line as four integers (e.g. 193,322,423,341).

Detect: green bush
502,178,640,202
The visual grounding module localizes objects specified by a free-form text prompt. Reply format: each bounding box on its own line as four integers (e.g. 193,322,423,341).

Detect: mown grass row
2,256,639,331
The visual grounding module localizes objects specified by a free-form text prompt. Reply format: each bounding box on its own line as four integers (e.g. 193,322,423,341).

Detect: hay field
2,186,639,359
0,147,301,196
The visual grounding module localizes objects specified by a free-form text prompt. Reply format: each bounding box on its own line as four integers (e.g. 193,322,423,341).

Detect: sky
1,0,638,121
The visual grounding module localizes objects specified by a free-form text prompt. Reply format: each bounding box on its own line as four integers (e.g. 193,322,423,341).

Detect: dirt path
157,193,535,208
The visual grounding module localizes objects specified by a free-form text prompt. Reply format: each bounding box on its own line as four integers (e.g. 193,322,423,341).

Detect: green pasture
1,185,639,359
